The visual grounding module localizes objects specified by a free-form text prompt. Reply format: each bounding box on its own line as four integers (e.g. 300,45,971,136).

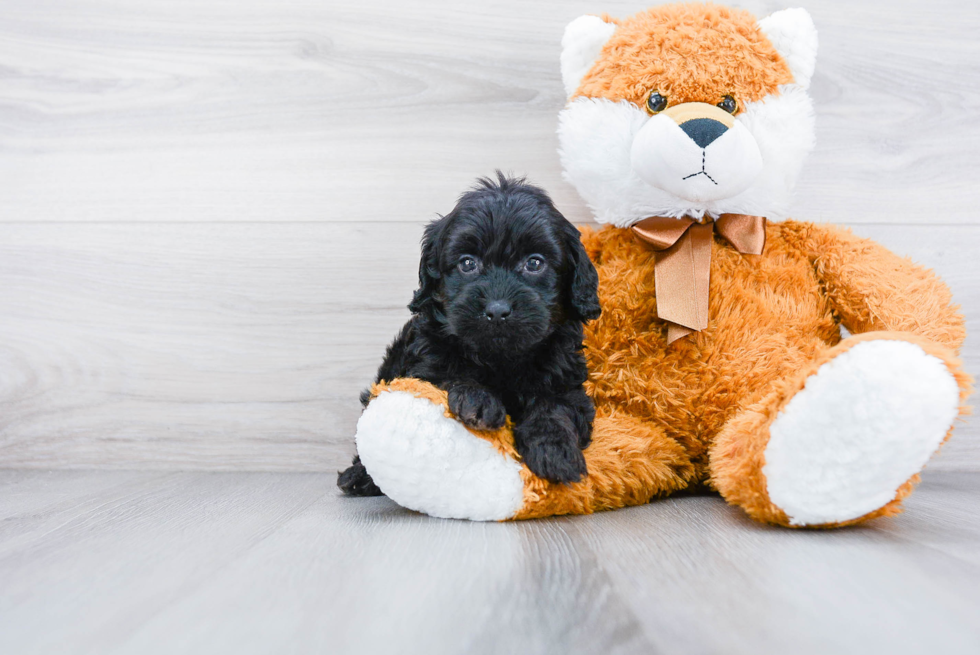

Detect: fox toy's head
557,3,818,226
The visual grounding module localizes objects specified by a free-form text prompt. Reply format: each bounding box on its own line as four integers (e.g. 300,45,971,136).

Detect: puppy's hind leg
337,455,384,497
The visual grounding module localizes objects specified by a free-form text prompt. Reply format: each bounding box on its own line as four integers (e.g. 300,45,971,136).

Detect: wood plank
0,0,977,224
0,469,160,522
875,471,980,568
0,470,656,655
115,498,655,655
564,475,980,655
0,221,976,470
0,222,419,470
0,470,978,654
0,471,331,655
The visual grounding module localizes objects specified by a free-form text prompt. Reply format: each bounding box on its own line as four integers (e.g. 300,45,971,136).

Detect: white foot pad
355,391,525,521
764,340,960,526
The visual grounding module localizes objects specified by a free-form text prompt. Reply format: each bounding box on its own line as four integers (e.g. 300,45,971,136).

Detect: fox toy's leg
709,332,971,528
517,408,694,520
354,379,693,521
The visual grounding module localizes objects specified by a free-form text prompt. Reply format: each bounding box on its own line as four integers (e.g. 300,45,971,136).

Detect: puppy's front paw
515,413,588,484
448,383,507,431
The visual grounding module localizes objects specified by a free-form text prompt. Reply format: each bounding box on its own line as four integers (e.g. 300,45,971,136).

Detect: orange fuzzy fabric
576,4,793,110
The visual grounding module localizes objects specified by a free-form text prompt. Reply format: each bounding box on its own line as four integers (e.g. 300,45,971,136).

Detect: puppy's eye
458,255,479,274
717,95,738,114
523,255,546,273
646,91,668,115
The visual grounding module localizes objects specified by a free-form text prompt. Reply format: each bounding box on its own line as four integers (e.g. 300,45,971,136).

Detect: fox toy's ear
408,218,447,314
759,8,818,89
560,15,617,97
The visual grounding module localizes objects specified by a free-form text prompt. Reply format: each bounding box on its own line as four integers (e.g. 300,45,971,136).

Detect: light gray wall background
0,0,977,471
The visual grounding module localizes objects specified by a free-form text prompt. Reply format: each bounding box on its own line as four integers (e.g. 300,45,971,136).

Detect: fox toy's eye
523,255,546,273
458,255,479,274
646,91,668,115
717,95,738,114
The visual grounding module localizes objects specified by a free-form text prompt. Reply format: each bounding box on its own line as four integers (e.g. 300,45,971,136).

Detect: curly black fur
338,173,601,496
336,455,383,496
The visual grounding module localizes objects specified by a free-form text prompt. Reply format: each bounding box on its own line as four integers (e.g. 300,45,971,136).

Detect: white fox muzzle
630,102,764,203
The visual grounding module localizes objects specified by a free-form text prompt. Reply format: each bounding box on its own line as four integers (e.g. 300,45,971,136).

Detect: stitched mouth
681,150,717,185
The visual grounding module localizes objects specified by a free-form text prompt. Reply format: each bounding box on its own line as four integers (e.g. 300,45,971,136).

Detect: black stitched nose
484,300,512,323
679,118,729,148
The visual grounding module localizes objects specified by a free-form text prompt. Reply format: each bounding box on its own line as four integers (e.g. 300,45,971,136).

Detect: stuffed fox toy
353,3,972,527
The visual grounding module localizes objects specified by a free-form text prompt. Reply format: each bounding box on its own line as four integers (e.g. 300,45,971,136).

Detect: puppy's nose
679,118,729,148
484,300,512,323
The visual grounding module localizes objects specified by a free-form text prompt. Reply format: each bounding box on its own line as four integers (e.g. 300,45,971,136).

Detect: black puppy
338,174,601,496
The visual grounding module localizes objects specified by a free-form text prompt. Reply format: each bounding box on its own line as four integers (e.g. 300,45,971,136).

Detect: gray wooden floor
1,469,979,655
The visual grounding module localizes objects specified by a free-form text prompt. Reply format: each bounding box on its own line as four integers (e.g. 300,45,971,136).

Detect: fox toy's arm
801,222,966,352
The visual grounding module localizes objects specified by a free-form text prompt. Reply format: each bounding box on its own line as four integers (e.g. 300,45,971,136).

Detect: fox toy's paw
355,380,526,521
711,334,971,527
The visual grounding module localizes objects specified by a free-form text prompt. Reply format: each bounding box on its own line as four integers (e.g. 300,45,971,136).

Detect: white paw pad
764,340,960,526
355,391,525,521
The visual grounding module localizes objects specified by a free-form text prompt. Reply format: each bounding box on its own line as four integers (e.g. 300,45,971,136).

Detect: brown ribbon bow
631,213,767,344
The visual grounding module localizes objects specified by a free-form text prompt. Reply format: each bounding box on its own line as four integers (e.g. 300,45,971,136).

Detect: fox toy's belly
581,222,839,470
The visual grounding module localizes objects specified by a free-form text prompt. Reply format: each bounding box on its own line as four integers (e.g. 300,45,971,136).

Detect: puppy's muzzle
630,102,763,203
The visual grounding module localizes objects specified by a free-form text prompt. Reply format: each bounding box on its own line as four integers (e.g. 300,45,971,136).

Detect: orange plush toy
354,3,972,527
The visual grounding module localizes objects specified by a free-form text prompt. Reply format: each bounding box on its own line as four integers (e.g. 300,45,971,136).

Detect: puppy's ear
562,222,601,322
408,217,446,314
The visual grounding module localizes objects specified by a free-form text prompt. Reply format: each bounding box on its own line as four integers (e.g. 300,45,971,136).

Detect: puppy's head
410,173,600,355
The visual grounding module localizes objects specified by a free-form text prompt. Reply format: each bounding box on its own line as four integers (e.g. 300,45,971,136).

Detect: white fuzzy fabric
758,8,818,89
560,15,617,97
763,341,960,526
630,112,763,203
355,391,526,521
557,85,815,226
